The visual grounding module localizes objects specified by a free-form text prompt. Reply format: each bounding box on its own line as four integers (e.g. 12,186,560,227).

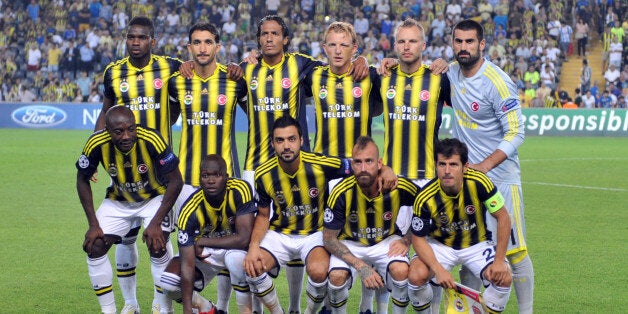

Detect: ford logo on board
11,105,67,128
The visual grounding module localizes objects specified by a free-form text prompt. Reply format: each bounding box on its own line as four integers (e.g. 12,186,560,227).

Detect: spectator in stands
112,6,128,32
575,18,590,57
608,35,623,69
540,64,556,90
524,65,540,89
599,89,613,108
88,0,102,25
26,0,40,23
266,0,280,15
558,20,573,61
47,42,62,73
354,11,369,36
79,39,95,73
27,42,42,72
430,12,446,41
547,16,561,41
19,84,38,102
479,0,494,22
76,71,92,102
446,0,462,24
581,58,592,93
609,82,622,98
535,81,552,108
581,89,596,109
605,64,621,86
78,3,91,33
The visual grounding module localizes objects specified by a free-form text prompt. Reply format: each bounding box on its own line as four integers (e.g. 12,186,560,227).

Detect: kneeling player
409,138,512,313
160,155,257,314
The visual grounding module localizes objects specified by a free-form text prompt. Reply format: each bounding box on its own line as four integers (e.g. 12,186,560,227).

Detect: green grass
0,129,626,313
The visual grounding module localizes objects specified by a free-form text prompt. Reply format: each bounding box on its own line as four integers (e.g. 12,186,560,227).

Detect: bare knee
305,247,330,283
408,258,430,286
328,269,350,286
388,261,409,281
86,237,114,259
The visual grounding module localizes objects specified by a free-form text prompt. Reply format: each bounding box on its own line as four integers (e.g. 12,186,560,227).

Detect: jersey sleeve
410,202,432,237
233,179,258,216
255,176,272,208
177,200,202,247
368,67,384,115
102,66,115,100
75,134,102,177
323,188,347,230
439,71,452,107
297,53,324,80
324,157,352,180
145,129,179,175
490,72,525,157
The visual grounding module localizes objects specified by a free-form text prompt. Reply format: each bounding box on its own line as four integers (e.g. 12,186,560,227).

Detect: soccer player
160,154,256,314
76,106,183,314
323,136,418,314
167,22,249,314
93,16,185,313
242,116,353,314
381,18,450,184
410,138,512,313
446,19,533,313
305,21,383,159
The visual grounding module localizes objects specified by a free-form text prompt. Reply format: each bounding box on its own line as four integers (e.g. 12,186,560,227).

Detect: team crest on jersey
386,88,396,99
382,211,393,221
250,79,258,90
177,230,188,244
78,155,89,168
420,90,431,101
137,164,148,174
184,94,193,105
319,88,328,99
281,78,292,89
439,213,449,224
324,208,334,223
153,78,163,89
411,216,423,231
119,81,130,93
352,87,362,98
217,94,227,105
465,205,476,215
276,192,286,204
108,165,118,177
348,212,359,223
309,187,319,198
470,101,480,112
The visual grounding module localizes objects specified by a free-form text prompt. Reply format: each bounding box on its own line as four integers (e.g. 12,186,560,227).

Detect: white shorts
485,182,528,261
96,196,174,237
242,170,256,197
174,184,198,226
260,231,324,277
426,238,505,287
329,235,409,290
194,248,248,291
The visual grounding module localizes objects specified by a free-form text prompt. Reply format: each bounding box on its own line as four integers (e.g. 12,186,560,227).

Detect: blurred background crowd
0,0,626,108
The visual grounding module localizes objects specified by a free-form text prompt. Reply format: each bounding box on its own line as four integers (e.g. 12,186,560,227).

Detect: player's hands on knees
358,264,385,290
142,223,166,254
226,63,244,80
351,56,369,81
179,60,195,79
243,246,265,277
429,58,450,75
387,238,410,257
83,225,105,254
484,260,511,287
377,58,398,76
433,268,456,290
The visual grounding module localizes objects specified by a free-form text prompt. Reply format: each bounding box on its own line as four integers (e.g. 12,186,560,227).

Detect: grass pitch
0,129,626,313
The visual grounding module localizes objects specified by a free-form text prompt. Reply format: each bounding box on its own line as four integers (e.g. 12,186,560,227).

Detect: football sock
87,255,116,314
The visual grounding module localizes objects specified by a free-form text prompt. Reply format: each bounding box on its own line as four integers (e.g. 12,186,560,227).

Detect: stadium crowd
0,0,626,108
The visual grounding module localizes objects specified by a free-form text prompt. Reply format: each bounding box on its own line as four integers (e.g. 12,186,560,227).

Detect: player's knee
388,261,409,281
328,269,350,286
307,265,329,283
86,237,111,258
164,256,181,274
408,258,430,286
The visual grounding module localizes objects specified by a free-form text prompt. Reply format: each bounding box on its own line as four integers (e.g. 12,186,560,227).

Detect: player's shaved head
201,154,227,175
105,106,136,130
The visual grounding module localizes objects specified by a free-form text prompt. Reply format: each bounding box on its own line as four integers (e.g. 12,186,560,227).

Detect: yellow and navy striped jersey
176,178,256,247
380,65,450,180
306,66,383,158
411,169,505,249
242,52,322,170
168,64,248,185
325,176,418,246
103,55,183,144
76,126,179,203
255,151,351,235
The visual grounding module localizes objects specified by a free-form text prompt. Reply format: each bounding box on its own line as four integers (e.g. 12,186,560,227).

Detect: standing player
305,21,383,159
410,138,512,313
323,136,418,314
76,106,183,314
243,116,353,314
160,155,256,314
94,16,184,313
167,21,249,314
446,19,533,313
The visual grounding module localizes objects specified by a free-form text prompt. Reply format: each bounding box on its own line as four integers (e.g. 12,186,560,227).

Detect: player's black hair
272,115,302,137
201,154,228,175
256,15,290,52
436,138,469,165
128,16,155,38
188,22,221,43
452,19,484,42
